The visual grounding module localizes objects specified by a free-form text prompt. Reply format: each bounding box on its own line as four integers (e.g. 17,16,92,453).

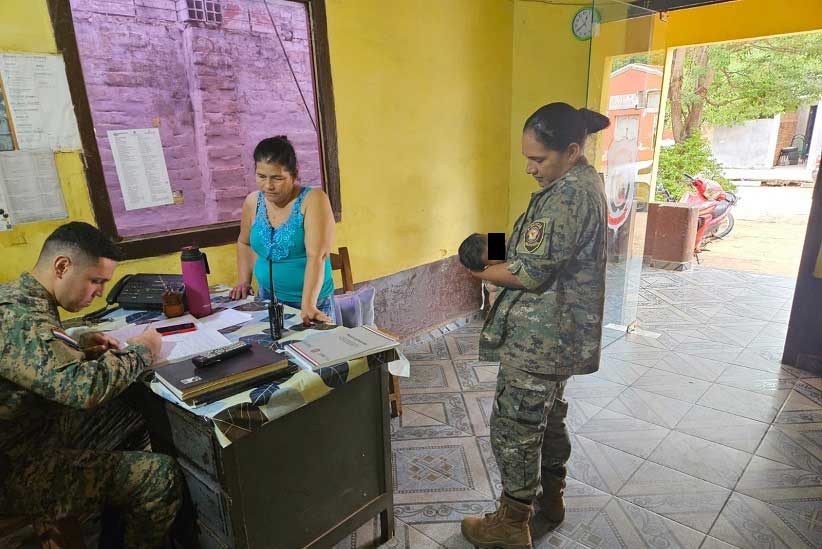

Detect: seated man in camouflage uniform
0,222,182,548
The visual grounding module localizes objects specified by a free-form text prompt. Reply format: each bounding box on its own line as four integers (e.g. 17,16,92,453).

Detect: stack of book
154,342,293,405
286,325,399,369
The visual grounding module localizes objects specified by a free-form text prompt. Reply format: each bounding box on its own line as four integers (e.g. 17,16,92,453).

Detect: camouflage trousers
0,400,182,548
490,364,571,501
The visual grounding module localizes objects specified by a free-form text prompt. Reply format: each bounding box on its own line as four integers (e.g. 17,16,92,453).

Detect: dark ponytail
523,103,610,151
579,108,610,134
253,135,299,177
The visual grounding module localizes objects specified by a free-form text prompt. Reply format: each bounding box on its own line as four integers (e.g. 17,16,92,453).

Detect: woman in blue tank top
230,136,336,324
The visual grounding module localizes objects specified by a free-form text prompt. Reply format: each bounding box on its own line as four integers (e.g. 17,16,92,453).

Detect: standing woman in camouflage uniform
462,103,609,549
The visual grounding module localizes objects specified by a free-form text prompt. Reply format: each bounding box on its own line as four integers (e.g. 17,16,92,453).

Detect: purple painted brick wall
70,0,323,237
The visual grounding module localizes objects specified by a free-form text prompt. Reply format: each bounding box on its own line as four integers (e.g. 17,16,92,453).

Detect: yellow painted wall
327,0,513,279
508,2,590,225
0,0,514,316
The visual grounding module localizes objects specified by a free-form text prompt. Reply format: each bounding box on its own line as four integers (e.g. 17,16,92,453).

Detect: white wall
710,117,780,169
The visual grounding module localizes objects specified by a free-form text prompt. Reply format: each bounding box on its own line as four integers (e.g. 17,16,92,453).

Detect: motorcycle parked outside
659,173,738,253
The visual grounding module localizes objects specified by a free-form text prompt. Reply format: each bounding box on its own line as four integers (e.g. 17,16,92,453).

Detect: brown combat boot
536,475,566,527
461,494,533,549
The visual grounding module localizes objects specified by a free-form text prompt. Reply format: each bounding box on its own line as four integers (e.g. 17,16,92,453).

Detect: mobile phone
156,322,197,336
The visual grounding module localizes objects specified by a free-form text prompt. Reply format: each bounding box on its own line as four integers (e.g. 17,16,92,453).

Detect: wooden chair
0,516,86,549
330,247,402,418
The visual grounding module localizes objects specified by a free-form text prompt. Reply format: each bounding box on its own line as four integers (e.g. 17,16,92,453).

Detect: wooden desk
138,363,394,549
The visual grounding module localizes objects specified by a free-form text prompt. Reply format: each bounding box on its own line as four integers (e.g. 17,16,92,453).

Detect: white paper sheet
157,329,231,365
197,309,253,332
105,315,230,367
0,53,81,150
0,150,67,224
108,128,173,211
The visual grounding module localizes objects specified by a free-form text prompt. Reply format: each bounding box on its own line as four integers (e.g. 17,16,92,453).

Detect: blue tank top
249,187,335,304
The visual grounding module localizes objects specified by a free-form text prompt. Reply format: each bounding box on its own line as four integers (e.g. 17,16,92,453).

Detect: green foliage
656,133,735,201
675,33,822,129
611,52,665,72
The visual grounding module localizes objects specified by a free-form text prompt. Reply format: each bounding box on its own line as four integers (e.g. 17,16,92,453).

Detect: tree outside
655,32,822,200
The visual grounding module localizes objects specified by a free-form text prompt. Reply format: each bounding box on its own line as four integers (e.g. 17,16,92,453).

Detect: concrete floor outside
697,185,812,277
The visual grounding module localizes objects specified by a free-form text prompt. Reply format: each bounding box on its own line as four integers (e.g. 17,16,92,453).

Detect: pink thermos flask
181,246,212,318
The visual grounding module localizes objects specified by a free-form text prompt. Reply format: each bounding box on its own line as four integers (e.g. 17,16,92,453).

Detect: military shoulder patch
51,329,83,351
523,219,547,253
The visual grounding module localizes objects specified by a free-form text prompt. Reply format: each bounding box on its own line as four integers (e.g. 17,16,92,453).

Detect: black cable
261,0,318,131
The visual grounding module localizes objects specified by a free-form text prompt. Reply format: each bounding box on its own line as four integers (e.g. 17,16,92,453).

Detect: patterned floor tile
675,405,769,453
775,379,822,424
399,360,463,394
392,438,493,504
393,499,496,527
721,302,784,323
714,364,796,398
735,455,822,523
402,337,450,362
532,527,591,549
637,306,705,327
756,423,822,475
688,323,767,348
653,352,731,383
398,501,496,549
708,492,822,549
453,360,499,392
730,346,790,374
551,478,614,540
700,536,743,549
594,355,651,386
620,331,681,351
567,435,645,495
672,337,745,362
617,461,731,533
648,431,751,489
606,387,693,428
568,497,705,548
697,383,787,423
565,375,626,402
601,340,668,367
576,409,669,459
391,393,473,440
332,516,446,549
475,436,502,499
443,332,479,361
462,391,494,437
566,399,604,433
631,370,712,404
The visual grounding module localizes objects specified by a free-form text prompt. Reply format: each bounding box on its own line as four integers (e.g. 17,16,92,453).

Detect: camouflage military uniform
480,160,607,500
0,273,182,548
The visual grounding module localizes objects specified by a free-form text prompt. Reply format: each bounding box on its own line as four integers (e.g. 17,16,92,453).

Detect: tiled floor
336,266,822,549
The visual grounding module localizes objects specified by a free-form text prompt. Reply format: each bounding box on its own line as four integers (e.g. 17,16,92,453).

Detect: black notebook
154,342,290,402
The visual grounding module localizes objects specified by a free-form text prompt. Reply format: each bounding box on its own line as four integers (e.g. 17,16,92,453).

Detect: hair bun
578,108,610,134
274,135,290,142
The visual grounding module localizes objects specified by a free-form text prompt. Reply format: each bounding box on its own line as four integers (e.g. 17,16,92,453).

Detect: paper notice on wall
0,53,82,151
108,128,174,211
0,90,14,152
0,151,67,224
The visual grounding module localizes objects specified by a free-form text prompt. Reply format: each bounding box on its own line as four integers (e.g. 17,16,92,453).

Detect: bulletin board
52,0,340,257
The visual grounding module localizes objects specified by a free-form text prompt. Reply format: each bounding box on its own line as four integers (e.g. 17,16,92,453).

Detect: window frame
46,0,341,260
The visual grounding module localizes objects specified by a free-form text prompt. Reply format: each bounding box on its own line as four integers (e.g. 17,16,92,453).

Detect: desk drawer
166,404,221,480
179,458,233,540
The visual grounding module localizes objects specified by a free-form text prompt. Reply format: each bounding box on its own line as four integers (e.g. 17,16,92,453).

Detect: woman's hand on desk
301,304,332,325
230,282,254,300
128,328,162,366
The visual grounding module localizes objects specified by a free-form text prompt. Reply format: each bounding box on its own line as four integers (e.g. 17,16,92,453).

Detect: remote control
193,341,252,368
